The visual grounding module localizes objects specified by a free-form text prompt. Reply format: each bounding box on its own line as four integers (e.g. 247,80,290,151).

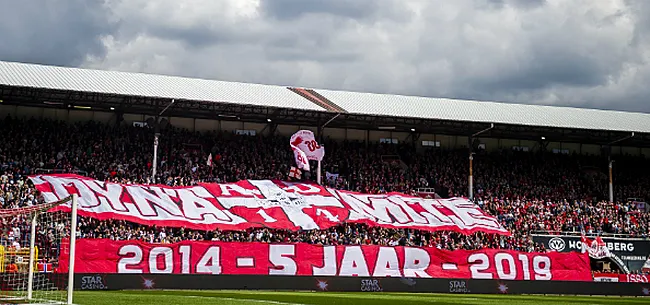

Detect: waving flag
291,144,310,171
288,166,302,180
291,130,325,161
581,235,611,259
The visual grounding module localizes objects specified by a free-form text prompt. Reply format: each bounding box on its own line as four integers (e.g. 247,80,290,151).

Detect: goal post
0,194,78,304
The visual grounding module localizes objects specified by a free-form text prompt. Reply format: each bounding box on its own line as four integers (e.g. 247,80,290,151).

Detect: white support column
67,194,79,304
27,213,38,300
468,154,474,200
609,160,614,203
151,133,160,182
316,160,322,185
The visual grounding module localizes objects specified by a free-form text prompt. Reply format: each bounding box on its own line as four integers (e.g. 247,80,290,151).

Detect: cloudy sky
1,0,649,112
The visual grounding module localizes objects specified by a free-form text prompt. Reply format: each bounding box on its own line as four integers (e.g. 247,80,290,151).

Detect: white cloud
2,0,649,112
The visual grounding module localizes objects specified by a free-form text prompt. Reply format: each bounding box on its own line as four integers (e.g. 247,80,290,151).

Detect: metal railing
531,230,649,240
34,168,88,176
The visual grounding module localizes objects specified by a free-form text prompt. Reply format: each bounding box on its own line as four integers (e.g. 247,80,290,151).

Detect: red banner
593,273,649,283
60,239,592,281
30,174,509,235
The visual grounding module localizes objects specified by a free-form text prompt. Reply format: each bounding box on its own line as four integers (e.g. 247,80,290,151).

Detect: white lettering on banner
495,253,516,280
312,246,336,276
196,247,222,274
338,192,503,231
627,274,649,283
126,186,183,217
373,247,402,277
567,240,635,253
533,256,552,280
469,253,552,280
83,180,125,211
442,198,503,230
469,253,492,279
218,180,344,230
179,245,191,274
149,247,173,273
410,198,456,227
219,184,259,197
30,175,509,234
315,209,339,222
339,246,370,277
388,197,429,224
282,183,323,195
518,254,531,280
117,245,224,274
118,245,143,274
338,193,411,224
176,187,244,223
403,248,431,278
41,176,101,209
269,245,297,275
105,243,576,280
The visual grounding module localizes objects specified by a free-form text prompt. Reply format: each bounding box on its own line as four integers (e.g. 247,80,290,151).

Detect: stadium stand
1,117,649,255
0,61,649,279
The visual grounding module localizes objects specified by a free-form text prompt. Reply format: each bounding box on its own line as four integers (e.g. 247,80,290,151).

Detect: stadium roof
0,60,649,142
317,89,650,134
0,61,325,112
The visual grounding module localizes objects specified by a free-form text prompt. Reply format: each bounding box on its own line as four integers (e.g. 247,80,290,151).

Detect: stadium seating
1,116,649,260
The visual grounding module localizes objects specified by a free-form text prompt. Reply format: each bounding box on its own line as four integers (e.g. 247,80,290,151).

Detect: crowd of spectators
1,116,649,261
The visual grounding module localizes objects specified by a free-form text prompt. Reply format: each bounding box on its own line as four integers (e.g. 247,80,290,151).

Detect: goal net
0,195,78,304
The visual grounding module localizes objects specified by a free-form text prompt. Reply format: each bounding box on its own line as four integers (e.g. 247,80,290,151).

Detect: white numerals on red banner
118,245,143,274
627,274,649,283
149,247,173,273
269,245,297,275
117,245,222,274
196,246,222,274
468,253,552,280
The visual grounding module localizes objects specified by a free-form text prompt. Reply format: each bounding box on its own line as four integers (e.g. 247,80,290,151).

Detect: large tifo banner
30,175,509,235
60,239,592,281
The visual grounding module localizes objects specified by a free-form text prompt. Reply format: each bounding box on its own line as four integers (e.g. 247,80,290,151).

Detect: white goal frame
9,194,78,305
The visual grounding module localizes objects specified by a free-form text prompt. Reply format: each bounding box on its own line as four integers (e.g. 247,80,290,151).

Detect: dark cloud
468,46,614,93
259,0,411,22
1,0,649,114
0,0,114,66
486,0,546,9
144,25,239,49
260,0,381,20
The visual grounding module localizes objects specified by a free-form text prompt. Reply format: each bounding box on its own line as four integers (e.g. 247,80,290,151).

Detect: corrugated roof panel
2,60,649,134
316,89,650,133
0,61,325,112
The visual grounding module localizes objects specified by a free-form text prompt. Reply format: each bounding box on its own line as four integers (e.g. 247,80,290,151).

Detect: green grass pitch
72,290,649,305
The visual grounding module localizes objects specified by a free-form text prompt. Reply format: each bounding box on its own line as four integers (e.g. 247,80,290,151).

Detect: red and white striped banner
30,174,509,235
